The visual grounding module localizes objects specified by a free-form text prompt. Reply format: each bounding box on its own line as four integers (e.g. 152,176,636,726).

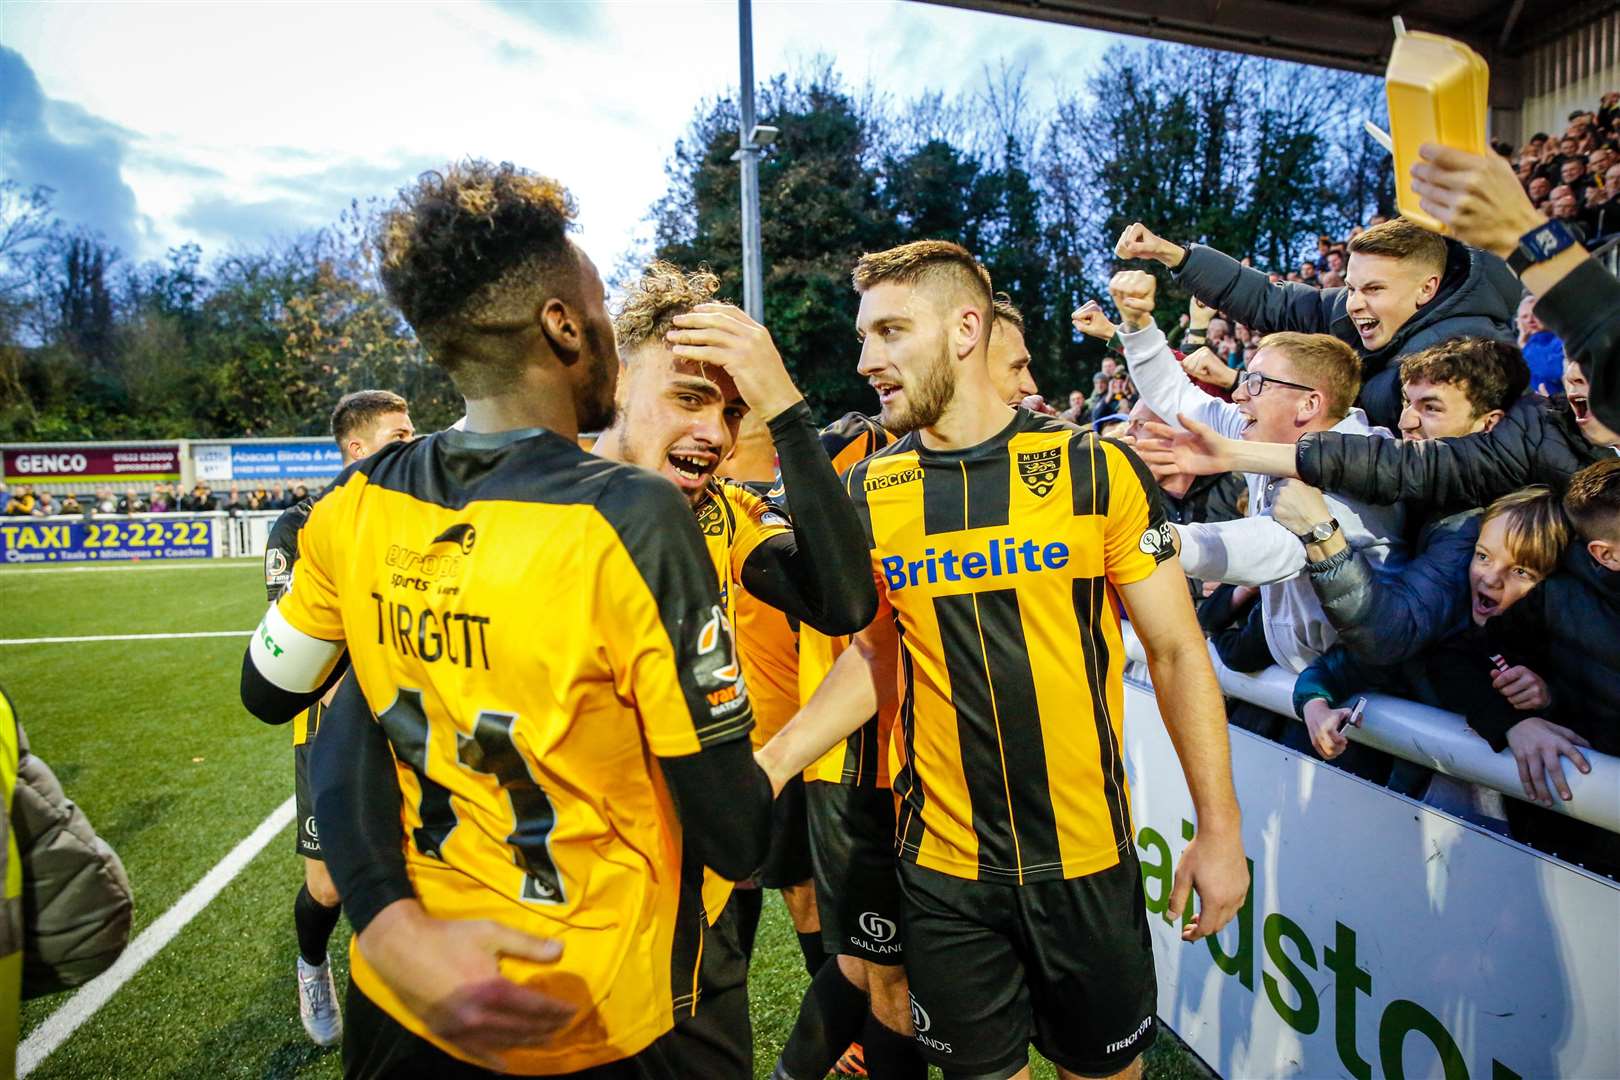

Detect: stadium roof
921,0,1618,106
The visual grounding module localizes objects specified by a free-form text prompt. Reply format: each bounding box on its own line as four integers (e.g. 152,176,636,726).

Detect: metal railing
1594,234,1619,277
1121,622,1620,835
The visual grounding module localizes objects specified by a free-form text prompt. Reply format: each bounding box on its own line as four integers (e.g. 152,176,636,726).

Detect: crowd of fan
1,481,314,517
1047,94,1620,878
1507,92,1620,244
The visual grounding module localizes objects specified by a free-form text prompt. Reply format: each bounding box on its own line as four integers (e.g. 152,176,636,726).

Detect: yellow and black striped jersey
694,478,790,921
800,413,899,788
734,589,798,751
272,427,750,1074
847,408,1173,884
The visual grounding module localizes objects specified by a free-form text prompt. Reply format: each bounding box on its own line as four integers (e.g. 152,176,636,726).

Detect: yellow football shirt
275,428,751,1074
846,409,1173,884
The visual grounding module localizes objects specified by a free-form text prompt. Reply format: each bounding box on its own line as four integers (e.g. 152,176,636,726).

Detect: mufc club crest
697,497,725,536
1016,447,1063,498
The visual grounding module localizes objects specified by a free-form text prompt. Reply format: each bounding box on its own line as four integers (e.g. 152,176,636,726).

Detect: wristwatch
1295,518,1340,545
1507,220,1583,275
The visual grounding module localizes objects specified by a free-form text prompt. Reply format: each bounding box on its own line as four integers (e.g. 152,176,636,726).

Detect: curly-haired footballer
240,161,776,1078
594,261,877,1078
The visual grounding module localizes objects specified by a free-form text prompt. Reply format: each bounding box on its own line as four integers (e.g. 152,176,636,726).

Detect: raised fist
1070,300,1117,342
1114,222,1185,268
1107,270,1157,331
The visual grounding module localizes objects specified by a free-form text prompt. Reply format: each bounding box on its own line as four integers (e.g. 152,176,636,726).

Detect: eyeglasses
1237,370,1317,397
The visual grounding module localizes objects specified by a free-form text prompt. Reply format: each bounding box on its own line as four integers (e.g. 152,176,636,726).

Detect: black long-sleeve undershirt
310,676,773,933
239,648,347,725
739,401,877,636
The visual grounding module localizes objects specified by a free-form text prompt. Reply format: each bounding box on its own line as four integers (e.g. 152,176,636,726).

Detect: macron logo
882,537,1069,592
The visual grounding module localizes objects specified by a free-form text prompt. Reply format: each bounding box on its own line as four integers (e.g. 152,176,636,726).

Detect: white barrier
1125,681,1620,1080
1121,624,1620,835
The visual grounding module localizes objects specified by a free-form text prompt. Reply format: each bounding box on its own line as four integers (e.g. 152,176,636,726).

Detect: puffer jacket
1,687,132,1000
1484,545,1620,756
1296,392,1618,512
1305,509,1481,667
1178,239,1520,431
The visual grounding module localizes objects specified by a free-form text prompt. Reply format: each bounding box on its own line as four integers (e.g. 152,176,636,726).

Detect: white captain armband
249,604,344,693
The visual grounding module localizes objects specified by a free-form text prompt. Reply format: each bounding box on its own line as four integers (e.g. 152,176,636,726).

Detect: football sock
778,960,869,1080
796,930,828,977
733,886,765,961
294,883,342,967
862,1011,927,1080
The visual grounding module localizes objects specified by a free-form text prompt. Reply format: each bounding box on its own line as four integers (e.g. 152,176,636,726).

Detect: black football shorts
806,780,905,965
897,853,1158,1079
293,741,321,859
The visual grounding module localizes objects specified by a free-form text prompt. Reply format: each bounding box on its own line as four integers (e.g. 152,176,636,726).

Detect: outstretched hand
1132,414,1239,477
1409,143,1544,257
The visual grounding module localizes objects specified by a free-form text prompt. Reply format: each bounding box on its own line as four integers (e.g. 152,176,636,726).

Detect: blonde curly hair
613,261,727,355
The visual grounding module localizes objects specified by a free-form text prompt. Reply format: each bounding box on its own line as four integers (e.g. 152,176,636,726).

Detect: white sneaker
296,954,343,1046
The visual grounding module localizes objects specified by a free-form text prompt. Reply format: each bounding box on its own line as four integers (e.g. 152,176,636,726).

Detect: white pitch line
0,560,260,575
17,795,297,1077
0,631,252,646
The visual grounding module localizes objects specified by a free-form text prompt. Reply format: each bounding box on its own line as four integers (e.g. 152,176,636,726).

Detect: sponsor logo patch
1138,522,1176,557
431,523,477,554
864,467,922,492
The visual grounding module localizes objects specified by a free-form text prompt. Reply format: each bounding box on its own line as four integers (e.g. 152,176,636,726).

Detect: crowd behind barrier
3,92,1618,887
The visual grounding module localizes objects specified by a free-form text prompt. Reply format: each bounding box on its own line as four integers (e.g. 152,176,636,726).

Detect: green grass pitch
2,560,1206,1079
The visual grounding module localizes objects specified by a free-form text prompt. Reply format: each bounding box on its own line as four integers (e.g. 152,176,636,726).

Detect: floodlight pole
736,0,765,321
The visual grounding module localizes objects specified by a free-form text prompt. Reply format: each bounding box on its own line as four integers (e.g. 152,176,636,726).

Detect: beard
882,339,957,434
575,317,619,434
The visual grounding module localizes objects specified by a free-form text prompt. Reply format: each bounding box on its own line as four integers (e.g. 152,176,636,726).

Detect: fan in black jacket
1294,390,1618,514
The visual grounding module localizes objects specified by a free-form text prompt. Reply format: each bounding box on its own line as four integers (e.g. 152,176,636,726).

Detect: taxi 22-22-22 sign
0,518,215,564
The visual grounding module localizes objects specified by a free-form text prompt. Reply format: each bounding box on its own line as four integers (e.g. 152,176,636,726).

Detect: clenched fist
1071,300,1117,342
1108,270,1157,331
1114,222,1186,268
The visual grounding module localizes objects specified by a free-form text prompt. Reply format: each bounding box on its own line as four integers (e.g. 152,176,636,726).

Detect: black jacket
1178,239,1520,430
1162,470,1246,529
1485,546,1620,756
1534,255,1620,435
1297,393,1617,513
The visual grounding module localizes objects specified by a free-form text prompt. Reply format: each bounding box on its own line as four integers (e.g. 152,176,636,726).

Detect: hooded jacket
1296,392,1618,513
1484,545,1620,756
1177,239,1521,431
1121,321,1407,673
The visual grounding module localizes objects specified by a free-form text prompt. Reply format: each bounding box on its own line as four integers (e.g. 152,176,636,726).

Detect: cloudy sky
2,1,1120,270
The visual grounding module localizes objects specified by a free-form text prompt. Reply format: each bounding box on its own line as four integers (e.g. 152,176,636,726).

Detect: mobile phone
1338,697,1367,732
1489,653,1511,675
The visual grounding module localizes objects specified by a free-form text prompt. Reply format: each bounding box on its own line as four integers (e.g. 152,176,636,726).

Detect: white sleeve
1117,323,1247,439
1173,516,1308,586
248,605,344,693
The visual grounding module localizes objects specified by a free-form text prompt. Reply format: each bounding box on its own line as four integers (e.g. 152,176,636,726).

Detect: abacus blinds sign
1121,682,1619,1080
3,445,181,484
